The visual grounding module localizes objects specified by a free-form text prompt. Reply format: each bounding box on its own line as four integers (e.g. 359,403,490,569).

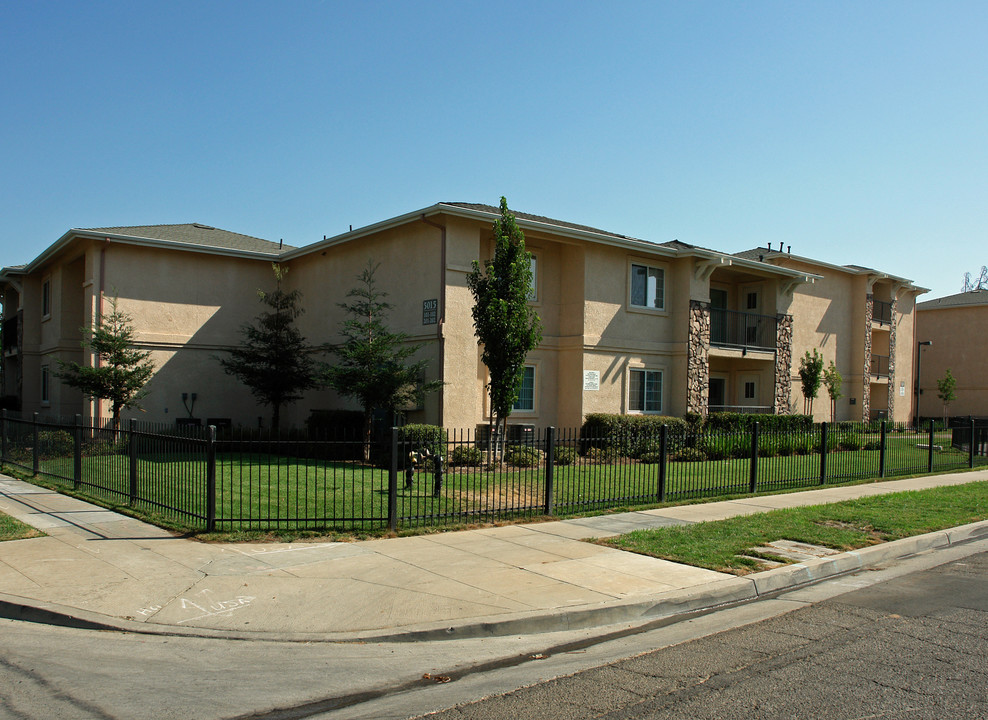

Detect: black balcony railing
873,300,892,325
709,307,778,351
870,354,890,377
708,404,774,414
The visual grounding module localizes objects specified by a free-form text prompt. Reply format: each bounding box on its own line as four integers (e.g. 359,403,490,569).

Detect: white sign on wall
900,381,906,397
583,370,600,391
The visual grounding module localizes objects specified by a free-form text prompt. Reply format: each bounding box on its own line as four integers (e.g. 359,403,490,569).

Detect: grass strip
0,509,44,542
599,480,988,575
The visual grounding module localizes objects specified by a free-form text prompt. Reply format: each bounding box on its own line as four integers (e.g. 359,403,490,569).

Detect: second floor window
630,263,664,310
42,278,51,319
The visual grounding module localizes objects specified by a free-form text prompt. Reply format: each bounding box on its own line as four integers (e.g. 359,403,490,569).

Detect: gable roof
83,223,292,255
2,223,290,278
441,202,638,242
917,290,988,310
735,247,924,290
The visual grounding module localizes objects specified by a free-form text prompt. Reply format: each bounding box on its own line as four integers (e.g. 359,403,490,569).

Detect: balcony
2,315,19,356
870,354,890,378
873,300,892,325
709,308,778,352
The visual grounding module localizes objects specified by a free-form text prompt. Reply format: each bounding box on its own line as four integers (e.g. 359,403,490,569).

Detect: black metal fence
2,411,985,533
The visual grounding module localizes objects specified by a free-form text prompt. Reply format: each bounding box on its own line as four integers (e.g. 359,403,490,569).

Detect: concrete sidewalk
1,471,986,642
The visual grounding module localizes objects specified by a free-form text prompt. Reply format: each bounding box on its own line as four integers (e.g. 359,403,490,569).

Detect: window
746,292,758,310
513,366,536,412
630,263,664,310
41,365,50,405
744,381,756,399
528,255,538,301
41,277,51,319
629,369,662,413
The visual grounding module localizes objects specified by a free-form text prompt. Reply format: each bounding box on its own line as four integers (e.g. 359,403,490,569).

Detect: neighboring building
0,204,926,430
915,290,988,419
735,248,927,423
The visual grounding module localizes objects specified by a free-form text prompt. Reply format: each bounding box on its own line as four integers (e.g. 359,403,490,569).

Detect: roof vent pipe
787,245,791,253
778,242,784,251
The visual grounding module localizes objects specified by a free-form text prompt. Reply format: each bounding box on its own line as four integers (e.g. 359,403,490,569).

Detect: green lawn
0,509,43,542
7,429,977,533
600,480,988,575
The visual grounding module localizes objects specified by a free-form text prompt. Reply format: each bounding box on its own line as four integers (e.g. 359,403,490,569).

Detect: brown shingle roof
917,290,988,310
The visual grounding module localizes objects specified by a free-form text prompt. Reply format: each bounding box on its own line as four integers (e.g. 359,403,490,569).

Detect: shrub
585,446,618,463
38,430,74,458
837,433,862,451
863,439,881,451
553,446,577,465
701,434,750,460
671,446,706,462
580,414,689,456
705,413,813,433
83,437,129,456
504,445,542,468
449,445,483,467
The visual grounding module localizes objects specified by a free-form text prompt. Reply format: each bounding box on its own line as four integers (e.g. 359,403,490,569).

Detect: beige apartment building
0,203,926,430
915,290,988,419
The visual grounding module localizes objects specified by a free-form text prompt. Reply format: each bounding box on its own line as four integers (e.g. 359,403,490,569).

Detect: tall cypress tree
467,197,542,448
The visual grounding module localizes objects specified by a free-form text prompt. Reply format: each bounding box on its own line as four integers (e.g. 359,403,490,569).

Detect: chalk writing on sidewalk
175,588,257,624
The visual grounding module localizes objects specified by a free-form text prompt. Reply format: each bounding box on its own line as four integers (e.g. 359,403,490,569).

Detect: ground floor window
41,364,50,405
513,365,536,411
629,369,662,413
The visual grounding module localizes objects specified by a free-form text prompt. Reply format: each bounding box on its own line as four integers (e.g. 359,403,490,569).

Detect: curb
3,519,987,643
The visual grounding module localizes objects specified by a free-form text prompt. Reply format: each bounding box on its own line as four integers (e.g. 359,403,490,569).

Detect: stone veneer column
886,295,897,420
862,294,873,421
774,314,793,413
687,300,710,415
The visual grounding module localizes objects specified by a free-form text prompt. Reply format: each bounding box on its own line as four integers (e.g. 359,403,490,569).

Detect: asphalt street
413,550,988,720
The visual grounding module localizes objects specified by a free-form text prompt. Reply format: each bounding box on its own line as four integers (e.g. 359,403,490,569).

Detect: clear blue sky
2,1,985,300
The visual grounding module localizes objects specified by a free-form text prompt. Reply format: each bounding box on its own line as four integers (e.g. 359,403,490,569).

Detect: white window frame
628,260,666,312
41,276,52,321
628,368,663,414
41,364,51,406
512,364,537,414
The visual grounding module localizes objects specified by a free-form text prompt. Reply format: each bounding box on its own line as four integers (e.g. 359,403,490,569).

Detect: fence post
748,422,759,494
1,409,6,464
206,425,216,532
543,426,555,516
388,427,398,532
658,424,668,503
73,414,83,490
878,420,886,478
969,416,975,469
32,412,40,476
819,422,828,484
927,419,935,474
128,418,138,505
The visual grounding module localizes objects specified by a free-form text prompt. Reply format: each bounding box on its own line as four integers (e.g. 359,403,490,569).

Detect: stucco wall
916,302,987,418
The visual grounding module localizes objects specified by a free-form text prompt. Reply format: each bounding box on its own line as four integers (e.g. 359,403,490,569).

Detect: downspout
95,239,109,420
421,215,446,428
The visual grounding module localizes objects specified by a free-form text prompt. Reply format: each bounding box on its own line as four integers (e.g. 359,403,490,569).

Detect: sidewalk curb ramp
3,519,986,643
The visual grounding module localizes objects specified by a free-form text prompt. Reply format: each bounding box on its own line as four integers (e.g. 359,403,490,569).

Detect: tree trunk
362,409,372,463
272,402,281,434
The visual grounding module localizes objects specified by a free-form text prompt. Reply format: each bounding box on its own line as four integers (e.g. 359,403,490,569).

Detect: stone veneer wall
887,295,897,419
774,314,793,413
687,300,710,414
862,294,873,421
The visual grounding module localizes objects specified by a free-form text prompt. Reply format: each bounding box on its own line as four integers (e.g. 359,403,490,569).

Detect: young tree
324,262,442,460
936,368,957,425
56,296,155,431
798,349,824,416
822,361,843,423
466,197,542,450
219,264,322,432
